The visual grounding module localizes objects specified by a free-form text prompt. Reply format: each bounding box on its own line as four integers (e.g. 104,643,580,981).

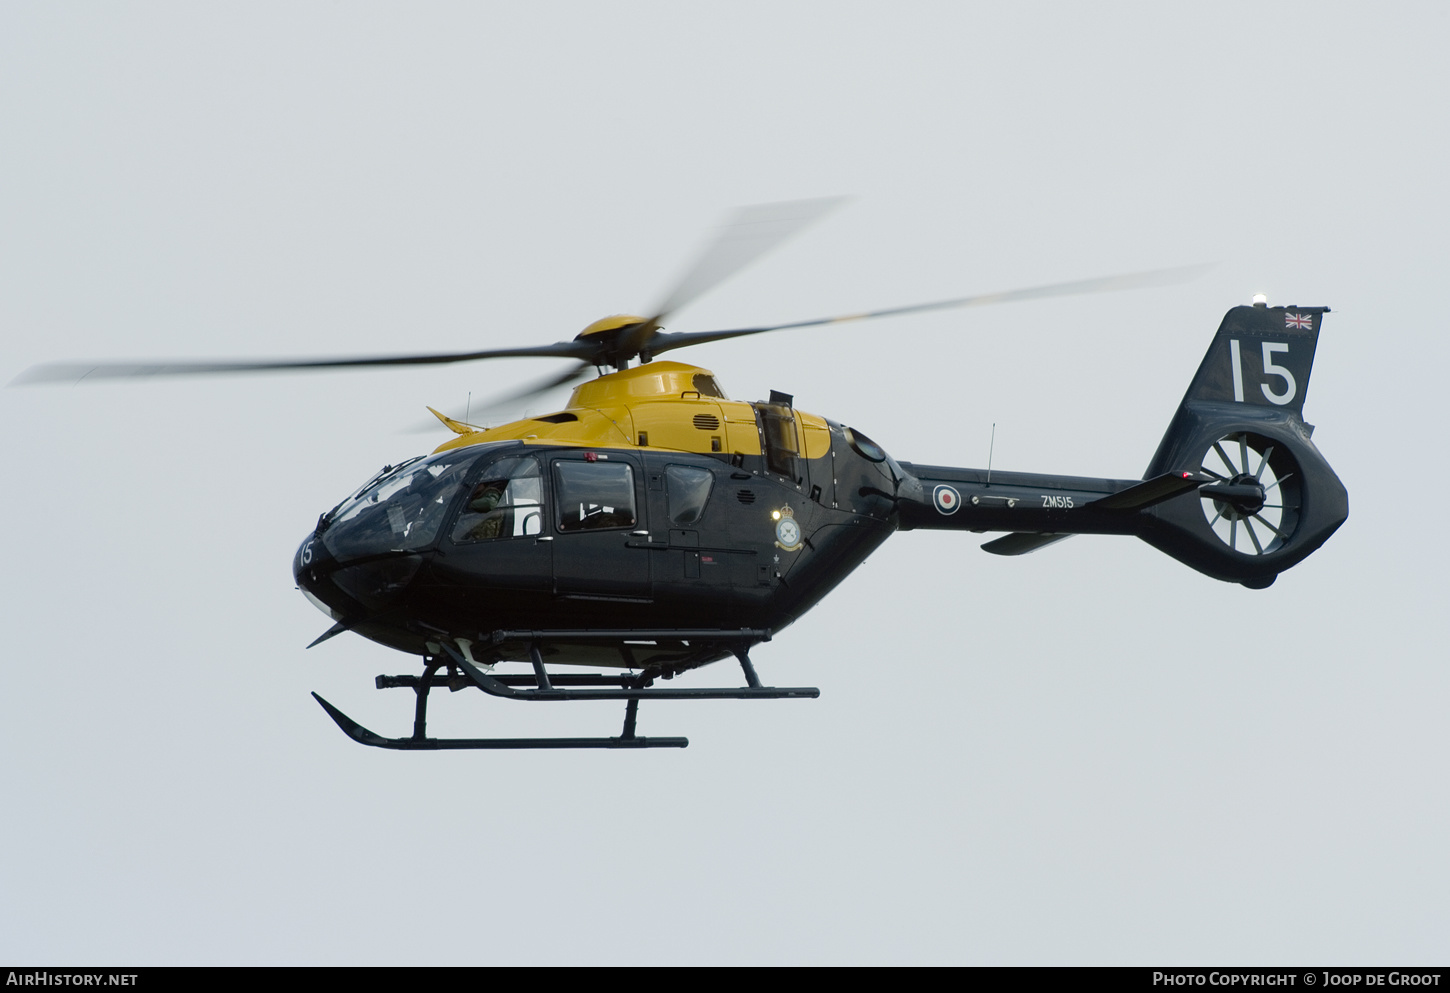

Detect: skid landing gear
311,629,818,750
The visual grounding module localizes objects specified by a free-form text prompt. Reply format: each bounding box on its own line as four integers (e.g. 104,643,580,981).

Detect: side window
451,455,544,543
554,461,637,532
665,464,714,525
757,403,800,480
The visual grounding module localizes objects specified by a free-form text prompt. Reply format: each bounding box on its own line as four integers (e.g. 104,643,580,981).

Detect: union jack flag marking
1285,312,1313,330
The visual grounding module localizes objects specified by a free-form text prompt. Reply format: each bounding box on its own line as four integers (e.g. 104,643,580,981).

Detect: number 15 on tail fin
1179,303,1325,415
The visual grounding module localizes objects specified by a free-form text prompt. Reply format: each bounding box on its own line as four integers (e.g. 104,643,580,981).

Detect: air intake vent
693,414,721,431
736,489,756,504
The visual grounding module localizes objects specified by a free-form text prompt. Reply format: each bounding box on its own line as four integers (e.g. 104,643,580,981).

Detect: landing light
772,510,781,520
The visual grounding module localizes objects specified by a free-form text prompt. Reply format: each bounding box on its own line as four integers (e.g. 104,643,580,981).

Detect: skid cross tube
378,672,647,690
486,627,773,644
439,642,819,701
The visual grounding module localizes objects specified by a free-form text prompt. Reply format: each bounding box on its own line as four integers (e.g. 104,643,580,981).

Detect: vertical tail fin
1183,304,1323,412
1140,304,1347,588
1149,303,1325,474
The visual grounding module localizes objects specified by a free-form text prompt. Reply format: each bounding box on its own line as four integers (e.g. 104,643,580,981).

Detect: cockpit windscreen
322,451,478,560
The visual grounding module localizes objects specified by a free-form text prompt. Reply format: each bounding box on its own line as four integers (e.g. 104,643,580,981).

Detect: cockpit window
451,455,544,543
322,452,475,560
338,456,425,507
665,464,714,525
554,460,637,532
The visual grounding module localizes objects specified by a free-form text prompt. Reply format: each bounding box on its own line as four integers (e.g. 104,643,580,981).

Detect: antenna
465,392,471,425
986,423,996,486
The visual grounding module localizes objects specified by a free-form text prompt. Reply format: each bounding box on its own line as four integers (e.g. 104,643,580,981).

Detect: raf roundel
933,484,961,515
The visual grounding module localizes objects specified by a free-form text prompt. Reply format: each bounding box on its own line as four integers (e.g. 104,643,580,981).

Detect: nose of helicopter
294,530,426,617
294,531,346,620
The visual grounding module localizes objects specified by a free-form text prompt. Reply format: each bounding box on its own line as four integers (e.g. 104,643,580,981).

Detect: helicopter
17,200,1349,751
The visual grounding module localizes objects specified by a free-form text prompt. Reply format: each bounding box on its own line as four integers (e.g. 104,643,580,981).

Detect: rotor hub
574,315,652,369
1206,473,1267,519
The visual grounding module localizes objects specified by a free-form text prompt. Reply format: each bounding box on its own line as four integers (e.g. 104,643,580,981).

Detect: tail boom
896,465,1201,538
892,303,1347,587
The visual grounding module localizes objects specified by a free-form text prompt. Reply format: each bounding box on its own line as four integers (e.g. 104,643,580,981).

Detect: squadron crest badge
774,504,803,551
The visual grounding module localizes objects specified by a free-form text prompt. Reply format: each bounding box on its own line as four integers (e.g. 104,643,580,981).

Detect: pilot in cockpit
460,479,508,541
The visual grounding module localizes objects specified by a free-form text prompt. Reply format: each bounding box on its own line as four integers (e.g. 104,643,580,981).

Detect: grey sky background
2,3,1446,965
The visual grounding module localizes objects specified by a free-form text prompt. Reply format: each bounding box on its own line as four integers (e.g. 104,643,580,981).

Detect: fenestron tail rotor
1198,432,1302,555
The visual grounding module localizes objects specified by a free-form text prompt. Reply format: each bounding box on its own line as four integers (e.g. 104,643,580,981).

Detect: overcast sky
2,2,1447,966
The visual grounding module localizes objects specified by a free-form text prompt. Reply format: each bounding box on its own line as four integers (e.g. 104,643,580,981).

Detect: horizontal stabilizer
1088,471,1203,512
981,532,1074,556
979,473,1203,555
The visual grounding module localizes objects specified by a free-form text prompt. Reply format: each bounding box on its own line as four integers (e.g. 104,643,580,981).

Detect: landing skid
311,628,819,751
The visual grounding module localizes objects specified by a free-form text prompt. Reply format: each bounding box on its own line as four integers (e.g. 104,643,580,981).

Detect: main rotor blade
645,263,1215,356
405,361,596,433
617,197,848,358
11,340,597,386
465,361,596,415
